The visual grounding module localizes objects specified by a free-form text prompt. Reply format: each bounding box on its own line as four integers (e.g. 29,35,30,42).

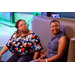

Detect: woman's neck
21,30,32,36
54,35,57,37
53,31,60,37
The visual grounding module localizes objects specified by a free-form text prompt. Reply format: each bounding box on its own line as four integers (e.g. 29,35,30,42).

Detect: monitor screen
51,14,61,18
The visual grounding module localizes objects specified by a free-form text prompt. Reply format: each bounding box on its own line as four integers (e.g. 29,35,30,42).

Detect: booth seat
32,16,75,62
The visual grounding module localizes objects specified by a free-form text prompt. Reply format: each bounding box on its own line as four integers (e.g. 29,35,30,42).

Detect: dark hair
15,19,26,28
15,19,26,38
50,20,60,25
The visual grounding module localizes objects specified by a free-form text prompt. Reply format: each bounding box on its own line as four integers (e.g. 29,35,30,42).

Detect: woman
31,20,69,62
0,19,43,62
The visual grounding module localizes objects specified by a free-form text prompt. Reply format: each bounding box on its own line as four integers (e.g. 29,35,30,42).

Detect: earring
18,30,20,32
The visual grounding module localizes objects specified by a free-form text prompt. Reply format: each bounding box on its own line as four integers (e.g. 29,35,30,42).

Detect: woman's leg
30,59,38,62
6,53,20,62
18,54,34,62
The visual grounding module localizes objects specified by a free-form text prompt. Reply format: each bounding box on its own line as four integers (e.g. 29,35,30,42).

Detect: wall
41,12,75,19
52,12,75,19
0,12,12,22
13,12,33,23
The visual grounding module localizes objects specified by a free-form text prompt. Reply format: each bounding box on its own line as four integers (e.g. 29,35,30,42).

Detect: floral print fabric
6,31,43,55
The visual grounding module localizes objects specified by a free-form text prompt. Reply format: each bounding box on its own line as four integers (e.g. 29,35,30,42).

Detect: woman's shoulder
29,31,37,35
58,31,66,38
11,31,16,37
29,31,40,39
59,36,68,43
11,31,20,39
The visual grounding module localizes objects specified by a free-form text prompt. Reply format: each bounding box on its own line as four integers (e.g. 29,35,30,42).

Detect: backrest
32,16,75,53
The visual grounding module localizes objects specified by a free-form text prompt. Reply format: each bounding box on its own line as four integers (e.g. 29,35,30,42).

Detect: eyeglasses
18,23,27,27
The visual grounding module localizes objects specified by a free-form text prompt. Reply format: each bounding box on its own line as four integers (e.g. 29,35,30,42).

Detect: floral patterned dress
6,31,43,55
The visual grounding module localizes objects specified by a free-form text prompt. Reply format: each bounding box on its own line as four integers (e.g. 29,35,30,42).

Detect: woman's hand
37,57,41,62
37,59,46,62
37,54,46,62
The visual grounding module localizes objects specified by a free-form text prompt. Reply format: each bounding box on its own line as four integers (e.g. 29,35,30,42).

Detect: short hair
50,20,60,25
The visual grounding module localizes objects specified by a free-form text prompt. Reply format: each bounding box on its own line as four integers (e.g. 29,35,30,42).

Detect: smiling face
50,21,60,36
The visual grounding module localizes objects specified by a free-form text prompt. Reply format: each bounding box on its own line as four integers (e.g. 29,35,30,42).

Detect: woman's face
51,22,60,36
18,20,28,33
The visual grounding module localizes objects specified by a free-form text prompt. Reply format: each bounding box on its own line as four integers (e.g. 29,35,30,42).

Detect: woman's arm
33,48,49,60
37,48,49,62
40,48,49,59
38,36,68,62
46,36,68,62
33,51,40,60
0,45,9,61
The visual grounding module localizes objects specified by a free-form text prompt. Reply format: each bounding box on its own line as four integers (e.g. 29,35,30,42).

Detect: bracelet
46,59,48,62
